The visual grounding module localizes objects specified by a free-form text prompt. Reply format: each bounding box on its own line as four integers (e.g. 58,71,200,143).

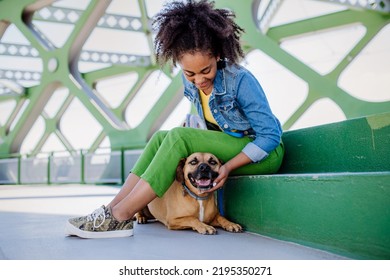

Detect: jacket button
223,124,229,129
213,109,218,113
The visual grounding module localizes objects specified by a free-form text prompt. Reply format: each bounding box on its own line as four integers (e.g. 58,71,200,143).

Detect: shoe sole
65,221,133,239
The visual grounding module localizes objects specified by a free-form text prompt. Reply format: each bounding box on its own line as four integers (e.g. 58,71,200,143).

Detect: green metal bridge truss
0,0,389,157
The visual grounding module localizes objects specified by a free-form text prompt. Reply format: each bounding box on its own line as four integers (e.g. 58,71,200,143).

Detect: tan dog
135,152,242,234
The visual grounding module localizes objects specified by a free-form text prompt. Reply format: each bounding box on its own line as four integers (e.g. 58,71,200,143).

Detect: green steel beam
0,0,389,157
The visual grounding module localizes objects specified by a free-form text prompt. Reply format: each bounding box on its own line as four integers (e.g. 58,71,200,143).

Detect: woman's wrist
225,152,252,173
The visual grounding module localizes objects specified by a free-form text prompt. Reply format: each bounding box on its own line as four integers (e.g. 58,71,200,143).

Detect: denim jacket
182,63,282,162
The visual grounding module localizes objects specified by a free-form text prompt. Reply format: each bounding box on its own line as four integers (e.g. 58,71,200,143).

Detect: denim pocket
218,100,248,126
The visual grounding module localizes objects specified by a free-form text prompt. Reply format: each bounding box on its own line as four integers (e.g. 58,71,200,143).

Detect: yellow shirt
199,89,218,126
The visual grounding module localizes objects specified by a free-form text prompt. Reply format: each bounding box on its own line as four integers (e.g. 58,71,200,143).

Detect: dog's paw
196,224,217,235
134,213,148,224
224,222,243,233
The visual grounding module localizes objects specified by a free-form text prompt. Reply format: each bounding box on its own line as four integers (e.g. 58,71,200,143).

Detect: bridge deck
0,184,347,260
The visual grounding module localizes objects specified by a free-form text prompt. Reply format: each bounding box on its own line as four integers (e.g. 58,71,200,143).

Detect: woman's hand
203,164,231,193
203,152,252,193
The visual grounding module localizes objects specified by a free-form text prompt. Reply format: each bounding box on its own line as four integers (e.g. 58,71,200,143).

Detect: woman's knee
149,130,169,144
167,127,192,141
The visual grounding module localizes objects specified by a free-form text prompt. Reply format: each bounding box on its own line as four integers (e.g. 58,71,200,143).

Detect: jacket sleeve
236,70,282,162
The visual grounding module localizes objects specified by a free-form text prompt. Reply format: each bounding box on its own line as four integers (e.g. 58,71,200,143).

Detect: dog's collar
181,182,211,201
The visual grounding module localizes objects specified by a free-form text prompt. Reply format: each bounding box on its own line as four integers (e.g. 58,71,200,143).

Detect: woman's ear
217,57,226,69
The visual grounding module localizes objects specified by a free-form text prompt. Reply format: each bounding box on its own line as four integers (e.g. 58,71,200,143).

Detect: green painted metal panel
223,114,390,259
223,172,390,259
280,112,390,173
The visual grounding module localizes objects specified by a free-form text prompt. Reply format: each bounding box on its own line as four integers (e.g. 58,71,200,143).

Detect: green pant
131,127,284,197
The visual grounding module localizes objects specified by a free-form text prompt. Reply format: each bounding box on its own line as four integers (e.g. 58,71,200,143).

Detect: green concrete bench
222,112,390,259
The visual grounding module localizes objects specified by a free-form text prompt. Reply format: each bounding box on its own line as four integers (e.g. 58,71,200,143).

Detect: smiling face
178,51,219,95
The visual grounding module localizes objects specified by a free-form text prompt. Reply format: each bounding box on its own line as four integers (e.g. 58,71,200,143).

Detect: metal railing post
17,155,21,184
47,153,52,185
121,148,125,185
81,150,85,184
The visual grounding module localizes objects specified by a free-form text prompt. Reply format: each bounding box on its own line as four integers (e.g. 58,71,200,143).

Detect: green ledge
223,113,390,259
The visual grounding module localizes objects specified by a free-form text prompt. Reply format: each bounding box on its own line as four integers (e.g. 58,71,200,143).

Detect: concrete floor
0,184,348,260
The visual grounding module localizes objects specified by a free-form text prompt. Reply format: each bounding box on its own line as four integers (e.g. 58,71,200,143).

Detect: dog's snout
199,163,210,172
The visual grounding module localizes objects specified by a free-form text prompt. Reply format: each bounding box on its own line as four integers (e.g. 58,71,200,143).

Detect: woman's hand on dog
203,164,230,193
203,152,253,193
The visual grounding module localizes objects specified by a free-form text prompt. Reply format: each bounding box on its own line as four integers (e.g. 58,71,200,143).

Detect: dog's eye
209,159,218,165
189,159,198,165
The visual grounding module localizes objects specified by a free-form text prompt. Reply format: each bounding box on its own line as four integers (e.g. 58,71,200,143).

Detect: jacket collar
213,68,226,94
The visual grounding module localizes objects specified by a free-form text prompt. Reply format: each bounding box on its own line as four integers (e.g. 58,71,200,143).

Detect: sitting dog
135,152,242,234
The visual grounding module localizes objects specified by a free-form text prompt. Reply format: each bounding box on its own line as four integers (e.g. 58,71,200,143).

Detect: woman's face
178,51,219,95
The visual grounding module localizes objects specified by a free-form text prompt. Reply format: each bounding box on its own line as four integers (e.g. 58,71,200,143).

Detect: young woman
66,0,284,238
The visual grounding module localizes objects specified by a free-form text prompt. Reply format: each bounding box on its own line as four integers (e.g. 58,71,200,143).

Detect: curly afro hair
152,0,245,67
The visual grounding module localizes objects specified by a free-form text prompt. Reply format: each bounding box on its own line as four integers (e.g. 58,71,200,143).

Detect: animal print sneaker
65,205,133,238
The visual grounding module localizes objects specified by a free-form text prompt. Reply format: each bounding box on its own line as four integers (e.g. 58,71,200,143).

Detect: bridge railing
0,148,143,185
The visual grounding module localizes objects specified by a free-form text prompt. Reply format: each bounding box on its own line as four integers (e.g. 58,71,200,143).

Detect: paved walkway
0,184,348,260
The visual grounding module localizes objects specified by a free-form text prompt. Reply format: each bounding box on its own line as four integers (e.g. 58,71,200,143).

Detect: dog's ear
218,157,224,166
175,158,186,182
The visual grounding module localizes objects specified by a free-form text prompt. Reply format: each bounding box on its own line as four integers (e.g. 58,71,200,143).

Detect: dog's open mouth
188,174,214,190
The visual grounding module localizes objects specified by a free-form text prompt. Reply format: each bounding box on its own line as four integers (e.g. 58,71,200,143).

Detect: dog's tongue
196,179,211,187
